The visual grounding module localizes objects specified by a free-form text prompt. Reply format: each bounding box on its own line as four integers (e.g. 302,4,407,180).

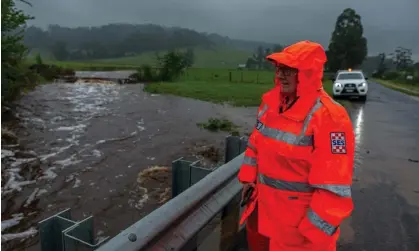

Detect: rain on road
338,82,419,251
1,74,419,251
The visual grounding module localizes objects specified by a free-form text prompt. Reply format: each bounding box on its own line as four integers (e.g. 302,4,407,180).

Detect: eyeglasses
276,66,298,77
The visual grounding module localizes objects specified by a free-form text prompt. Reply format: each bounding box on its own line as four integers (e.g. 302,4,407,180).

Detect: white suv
332,70,368,101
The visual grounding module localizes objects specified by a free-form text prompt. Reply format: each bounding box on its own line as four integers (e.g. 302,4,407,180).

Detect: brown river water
1,76,257,250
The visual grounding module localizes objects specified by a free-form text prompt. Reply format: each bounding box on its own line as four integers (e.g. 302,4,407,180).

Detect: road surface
338,82,419,251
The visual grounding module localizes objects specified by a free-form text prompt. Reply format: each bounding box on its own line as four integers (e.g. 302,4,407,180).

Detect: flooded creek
1,77,256,250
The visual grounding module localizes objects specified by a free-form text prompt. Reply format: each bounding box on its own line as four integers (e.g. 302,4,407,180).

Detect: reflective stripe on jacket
237,40,355,251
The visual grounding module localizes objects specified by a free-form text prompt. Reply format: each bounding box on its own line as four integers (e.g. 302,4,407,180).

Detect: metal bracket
38,209,109,251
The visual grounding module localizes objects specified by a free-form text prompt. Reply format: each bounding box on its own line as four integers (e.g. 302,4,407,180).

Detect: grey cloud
18,0,419,55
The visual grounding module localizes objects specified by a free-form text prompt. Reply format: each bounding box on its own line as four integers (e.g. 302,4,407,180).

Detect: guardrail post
172,158,191,198
38,209,108,251
171,158,213,199
220,135,248,251
225,135,247,163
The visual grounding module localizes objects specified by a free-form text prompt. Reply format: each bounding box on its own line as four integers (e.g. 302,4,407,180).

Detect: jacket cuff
298,211,338,246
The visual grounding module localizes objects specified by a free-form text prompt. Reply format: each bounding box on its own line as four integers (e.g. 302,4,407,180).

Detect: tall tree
51,40,69,60
391,47,413,71
376,53,388,77
263,47,273,69
1,0,33,101
272,44,283,52
254,46,265,70
327,8,368,72
183,48,195,67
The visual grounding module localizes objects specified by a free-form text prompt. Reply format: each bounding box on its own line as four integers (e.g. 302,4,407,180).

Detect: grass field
373,78,419,97
145,68,333,106
92,46,252,69
27,45,252,70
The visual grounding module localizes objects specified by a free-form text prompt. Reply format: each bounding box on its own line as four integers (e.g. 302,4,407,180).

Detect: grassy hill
24,24,262,69
28,45,253,69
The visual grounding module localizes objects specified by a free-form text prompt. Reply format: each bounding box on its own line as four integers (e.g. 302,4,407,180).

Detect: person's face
275,64,298,94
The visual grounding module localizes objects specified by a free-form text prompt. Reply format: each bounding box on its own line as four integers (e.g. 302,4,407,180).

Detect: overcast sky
19,0,419,56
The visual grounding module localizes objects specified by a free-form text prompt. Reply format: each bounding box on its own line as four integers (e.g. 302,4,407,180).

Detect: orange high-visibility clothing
246,205,270,251
238,40,355,251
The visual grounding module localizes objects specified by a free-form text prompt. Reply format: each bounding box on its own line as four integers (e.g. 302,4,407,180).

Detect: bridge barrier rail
39,135,248,251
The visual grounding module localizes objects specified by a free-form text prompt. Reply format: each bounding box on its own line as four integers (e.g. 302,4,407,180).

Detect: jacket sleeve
298,105,355,246
237,102,266,183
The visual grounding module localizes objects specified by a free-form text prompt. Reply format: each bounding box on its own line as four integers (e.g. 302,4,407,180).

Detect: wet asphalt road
337,82,419,251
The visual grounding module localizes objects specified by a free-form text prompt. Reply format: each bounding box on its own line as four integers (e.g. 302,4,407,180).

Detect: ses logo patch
330,132,347,154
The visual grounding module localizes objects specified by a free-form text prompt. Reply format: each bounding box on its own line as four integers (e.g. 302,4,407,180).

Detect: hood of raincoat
266,40,327,97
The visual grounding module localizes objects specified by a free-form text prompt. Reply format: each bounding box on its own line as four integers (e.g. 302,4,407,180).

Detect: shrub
130,50,191,82
383,71,400,80
197,118,239,134
29,64,75,81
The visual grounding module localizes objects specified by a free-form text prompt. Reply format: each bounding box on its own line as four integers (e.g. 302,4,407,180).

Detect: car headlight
358,82,366,87
334,83,342,88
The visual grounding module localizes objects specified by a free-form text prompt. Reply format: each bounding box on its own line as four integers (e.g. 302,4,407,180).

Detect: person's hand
242,182,255,201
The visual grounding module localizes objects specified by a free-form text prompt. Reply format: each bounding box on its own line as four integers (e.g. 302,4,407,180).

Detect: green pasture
145,68,333,107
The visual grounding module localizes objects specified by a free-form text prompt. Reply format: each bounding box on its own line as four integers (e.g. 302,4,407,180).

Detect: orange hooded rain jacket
238,40,355,251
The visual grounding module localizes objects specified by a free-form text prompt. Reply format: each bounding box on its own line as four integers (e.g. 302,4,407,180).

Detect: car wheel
333,95,340,100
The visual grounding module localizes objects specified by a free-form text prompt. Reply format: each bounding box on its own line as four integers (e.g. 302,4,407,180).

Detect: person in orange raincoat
238,40,355,251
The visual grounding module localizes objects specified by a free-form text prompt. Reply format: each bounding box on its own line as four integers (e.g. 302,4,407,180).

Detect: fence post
229,71,232,82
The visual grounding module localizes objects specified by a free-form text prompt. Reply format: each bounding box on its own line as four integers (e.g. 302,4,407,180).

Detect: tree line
244,44,284,70
24,24,214,60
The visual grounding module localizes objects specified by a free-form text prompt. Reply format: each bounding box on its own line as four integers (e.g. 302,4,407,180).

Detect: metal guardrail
39,135,248,251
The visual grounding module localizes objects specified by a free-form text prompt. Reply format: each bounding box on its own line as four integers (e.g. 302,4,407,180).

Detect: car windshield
337,73,364,80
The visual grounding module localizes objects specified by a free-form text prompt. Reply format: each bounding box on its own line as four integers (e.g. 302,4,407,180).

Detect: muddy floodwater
1,78,256,250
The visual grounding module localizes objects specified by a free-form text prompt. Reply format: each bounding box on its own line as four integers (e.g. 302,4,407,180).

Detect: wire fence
180,69,274,84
